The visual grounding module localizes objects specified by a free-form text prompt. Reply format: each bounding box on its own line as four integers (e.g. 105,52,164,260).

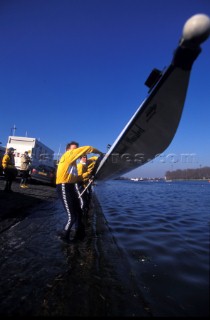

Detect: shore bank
0,178,150,317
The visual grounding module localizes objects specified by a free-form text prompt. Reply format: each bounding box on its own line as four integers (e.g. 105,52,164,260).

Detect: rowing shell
95,14,210,181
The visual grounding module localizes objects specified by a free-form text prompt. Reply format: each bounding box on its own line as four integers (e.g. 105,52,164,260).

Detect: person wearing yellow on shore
2,147,18,192
56,141,103,242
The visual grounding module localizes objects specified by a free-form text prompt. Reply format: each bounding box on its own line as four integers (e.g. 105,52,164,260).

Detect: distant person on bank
2,147,18,192
56,141,103,242
20,151,31,188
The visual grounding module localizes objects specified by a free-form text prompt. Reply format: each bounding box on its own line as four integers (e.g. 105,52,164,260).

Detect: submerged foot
57,230,70,242
57,227,86,243
73,227,86,241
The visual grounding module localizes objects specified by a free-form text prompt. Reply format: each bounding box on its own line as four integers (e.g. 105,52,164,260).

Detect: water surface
94,180,209,317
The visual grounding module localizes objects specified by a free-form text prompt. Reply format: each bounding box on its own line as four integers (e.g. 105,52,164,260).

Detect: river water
94,180,209,317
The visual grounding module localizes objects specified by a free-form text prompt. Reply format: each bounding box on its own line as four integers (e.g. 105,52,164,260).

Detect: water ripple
95,180,209,317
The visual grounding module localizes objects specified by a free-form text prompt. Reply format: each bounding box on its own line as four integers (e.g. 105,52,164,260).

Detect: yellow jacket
2,154,16,170
77,156,99,185
77,161,88,177
56,146,102,184
87,156,98,173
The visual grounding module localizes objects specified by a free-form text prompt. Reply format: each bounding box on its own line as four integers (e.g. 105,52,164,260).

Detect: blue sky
0,0,209,178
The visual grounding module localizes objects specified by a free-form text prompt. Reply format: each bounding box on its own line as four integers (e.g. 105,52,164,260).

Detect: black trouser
4,168,17,191
57,183,84,236
20,170,29,185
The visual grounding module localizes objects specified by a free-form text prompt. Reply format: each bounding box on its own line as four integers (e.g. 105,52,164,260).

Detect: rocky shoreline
0,178,150,317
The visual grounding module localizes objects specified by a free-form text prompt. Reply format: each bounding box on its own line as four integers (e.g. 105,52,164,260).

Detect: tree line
165,166,210,180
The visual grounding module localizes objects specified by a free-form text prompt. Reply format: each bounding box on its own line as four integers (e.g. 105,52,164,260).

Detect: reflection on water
94,180,209,317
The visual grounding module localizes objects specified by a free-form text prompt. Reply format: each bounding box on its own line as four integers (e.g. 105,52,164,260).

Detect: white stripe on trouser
76,183,84,209
61,183,72,230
